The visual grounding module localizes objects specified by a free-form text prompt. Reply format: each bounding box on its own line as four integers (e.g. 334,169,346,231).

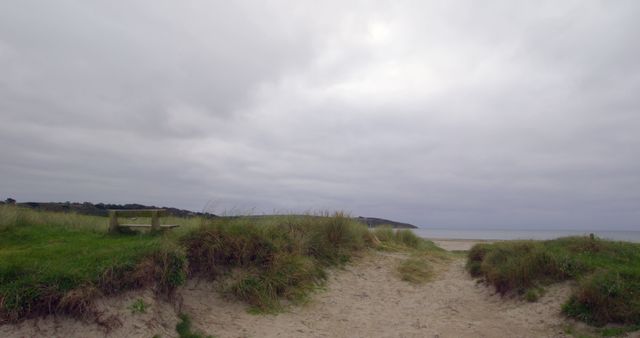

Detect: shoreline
411,228,640,243
428,238,500,242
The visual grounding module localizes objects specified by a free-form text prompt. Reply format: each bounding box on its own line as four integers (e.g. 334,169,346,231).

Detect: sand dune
181,252,571,338
1,244,579,338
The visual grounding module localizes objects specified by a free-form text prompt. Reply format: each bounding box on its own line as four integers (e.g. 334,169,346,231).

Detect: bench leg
151,211,160,233
108,211,119,234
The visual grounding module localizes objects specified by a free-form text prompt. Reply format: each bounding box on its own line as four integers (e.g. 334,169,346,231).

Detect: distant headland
354,216,417,229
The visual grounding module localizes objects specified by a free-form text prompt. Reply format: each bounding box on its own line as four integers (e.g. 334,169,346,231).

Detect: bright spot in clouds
367,22,391,44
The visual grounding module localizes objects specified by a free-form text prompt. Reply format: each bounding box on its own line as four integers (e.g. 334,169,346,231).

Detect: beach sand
431,239,493,251
0,240,589,337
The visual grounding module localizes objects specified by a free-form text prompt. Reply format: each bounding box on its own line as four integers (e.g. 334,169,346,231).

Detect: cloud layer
1,1,639,229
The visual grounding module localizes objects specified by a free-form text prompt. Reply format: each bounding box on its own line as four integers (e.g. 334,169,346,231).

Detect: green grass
466,237,640,326
0,206,188,322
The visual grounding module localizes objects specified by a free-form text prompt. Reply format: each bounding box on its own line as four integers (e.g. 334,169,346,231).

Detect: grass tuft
129,298,148,314
397,257,433,284
370,226,447,285
525,288,542,302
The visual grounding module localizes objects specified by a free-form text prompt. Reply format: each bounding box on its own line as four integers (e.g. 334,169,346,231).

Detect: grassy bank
0,206,188,323
0,206,442,323
466,237,640,326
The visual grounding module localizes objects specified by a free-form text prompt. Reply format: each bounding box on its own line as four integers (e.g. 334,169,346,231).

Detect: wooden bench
108,209,179,233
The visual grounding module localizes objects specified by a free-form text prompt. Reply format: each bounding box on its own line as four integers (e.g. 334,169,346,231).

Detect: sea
411,228,640,243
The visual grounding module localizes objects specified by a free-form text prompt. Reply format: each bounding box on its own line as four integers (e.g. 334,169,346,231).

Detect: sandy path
182,251,571,338
1,249,576,338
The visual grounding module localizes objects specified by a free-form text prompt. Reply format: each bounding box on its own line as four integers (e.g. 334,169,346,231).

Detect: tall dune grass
0,205,108,231
372,226,443,252
0,205,204,233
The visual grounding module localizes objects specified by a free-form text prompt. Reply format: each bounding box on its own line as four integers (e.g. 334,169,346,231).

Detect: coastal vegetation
0,205,441,324
466,237,640,327
184,213,371,312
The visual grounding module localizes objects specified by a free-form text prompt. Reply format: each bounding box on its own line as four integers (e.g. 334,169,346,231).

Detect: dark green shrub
563,270,640,325
466,244,490,276
473,241,564,294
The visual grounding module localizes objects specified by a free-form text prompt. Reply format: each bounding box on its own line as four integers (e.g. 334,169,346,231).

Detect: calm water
411,228,640,243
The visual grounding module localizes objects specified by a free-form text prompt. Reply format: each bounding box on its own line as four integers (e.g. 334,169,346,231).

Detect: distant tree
5,198,16,205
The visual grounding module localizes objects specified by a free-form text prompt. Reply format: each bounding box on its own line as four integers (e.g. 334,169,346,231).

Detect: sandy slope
0,244,588,338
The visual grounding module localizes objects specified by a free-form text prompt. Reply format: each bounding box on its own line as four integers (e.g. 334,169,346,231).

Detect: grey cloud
1,1,639,229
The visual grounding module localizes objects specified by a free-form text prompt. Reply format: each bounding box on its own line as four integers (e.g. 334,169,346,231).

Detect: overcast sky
1,1,639,230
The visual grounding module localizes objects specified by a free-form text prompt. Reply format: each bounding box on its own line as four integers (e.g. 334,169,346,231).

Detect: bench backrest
108,209,167,233
109,209,168,218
